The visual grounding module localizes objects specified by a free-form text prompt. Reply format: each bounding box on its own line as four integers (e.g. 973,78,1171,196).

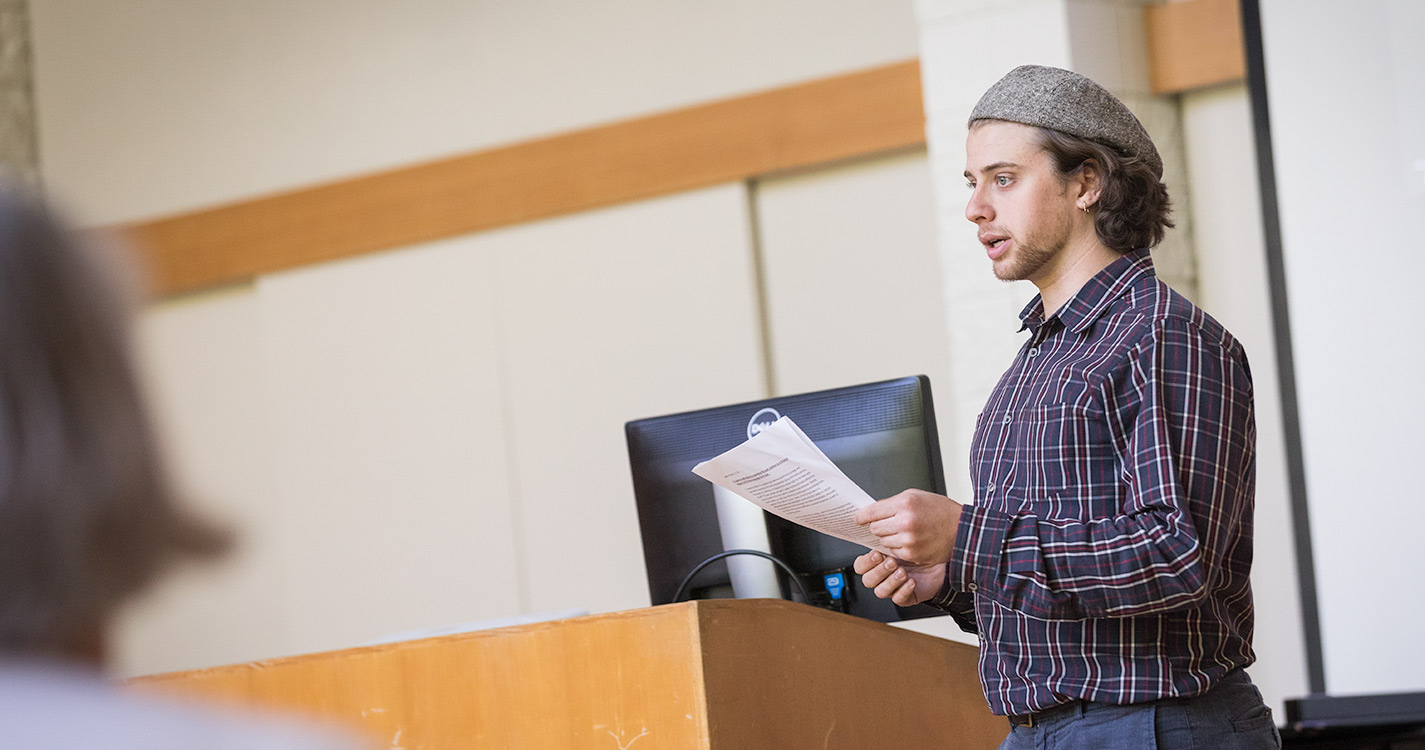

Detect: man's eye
965,181,976,189
995,175,1011,186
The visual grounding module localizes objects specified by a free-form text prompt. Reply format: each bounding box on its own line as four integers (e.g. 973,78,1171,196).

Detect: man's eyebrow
964,161,1021,179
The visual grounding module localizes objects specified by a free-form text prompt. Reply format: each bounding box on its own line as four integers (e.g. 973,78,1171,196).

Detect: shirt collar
1018,249,1156,334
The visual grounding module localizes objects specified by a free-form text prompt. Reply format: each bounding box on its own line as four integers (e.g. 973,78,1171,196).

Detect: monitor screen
625,375,947,623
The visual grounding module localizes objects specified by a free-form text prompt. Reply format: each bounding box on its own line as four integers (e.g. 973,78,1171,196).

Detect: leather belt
1007,701,1079,729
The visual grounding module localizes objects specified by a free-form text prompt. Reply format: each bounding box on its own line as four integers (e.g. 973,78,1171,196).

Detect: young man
853,66,1280,748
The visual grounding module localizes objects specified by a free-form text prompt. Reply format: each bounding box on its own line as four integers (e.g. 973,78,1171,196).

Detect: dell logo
747,407,782,440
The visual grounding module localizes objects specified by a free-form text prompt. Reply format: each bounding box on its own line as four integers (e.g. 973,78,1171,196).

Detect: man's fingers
859,560,891,589
853,501,897,526
891,579,918,607
852,551,883,575
873,564,908,600
858,553,937,606
868,517,907,539
876,534,906,555
858,553,899,591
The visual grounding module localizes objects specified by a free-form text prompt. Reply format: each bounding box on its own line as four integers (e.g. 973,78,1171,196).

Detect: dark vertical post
1238,0,1326,695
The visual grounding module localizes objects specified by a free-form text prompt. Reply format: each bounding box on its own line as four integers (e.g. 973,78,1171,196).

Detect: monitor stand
712,484,783,599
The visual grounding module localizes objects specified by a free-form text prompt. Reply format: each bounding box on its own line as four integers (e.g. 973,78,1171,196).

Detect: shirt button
1002,413,1012,425
967,583,978,592
1028,347,1039,357
985,483,996,494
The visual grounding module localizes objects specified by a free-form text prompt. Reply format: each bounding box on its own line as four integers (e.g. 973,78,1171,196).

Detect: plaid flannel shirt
932,250,1258,716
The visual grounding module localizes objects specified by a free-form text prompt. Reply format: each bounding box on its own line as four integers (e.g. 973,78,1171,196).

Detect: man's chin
991,247,1052,283
992,259,1027,282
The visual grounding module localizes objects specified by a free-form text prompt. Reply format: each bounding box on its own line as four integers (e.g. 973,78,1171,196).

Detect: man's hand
853,550,945,607
853,488,963,565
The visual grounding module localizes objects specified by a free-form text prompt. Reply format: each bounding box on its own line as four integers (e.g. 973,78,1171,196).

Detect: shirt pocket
1008,402,1114,519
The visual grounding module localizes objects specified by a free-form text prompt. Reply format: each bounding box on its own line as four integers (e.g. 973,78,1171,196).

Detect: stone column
0,0,38,186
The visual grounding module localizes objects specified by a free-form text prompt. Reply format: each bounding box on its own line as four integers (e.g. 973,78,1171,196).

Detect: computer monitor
625,375,946,623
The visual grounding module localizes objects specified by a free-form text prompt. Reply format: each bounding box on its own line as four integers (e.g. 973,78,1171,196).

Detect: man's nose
965,187,992,224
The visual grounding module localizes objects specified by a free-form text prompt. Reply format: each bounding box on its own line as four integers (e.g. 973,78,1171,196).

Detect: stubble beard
992,239,1056,282
991,206,1074,282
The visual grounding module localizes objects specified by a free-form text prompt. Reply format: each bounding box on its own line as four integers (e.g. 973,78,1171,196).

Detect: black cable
671,549,813,605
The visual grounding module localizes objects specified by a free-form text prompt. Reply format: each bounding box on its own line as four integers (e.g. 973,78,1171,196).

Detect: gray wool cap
969,65,1162,178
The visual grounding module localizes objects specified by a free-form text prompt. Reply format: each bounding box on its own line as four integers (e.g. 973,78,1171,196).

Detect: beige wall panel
29,0,917,225
756,151,949,400
117,286,291,676
756,152,955,456
490,184,767,615
754,150,977,647
253,235,521,657
1181,82,1306,712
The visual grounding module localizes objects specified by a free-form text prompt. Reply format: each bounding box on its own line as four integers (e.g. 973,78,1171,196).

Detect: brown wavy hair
1034,126,1174,253
0,188,229,660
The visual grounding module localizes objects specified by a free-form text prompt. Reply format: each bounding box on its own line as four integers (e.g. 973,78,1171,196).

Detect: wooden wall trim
115,12,1244,300
1145,0,1246,94
118,60,926,297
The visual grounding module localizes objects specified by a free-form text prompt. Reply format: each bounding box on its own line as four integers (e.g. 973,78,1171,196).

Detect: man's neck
1032,237,1121,317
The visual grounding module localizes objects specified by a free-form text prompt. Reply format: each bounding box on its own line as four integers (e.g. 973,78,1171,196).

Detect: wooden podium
132,599,1005,749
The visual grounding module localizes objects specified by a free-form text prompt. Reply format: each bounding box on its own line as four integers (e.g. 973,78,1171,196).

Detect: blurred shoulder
0,661,370,750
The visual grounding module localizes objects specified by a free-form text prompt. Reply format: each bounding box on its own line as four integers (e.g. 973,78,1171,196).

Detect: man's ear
1077,159,1105,209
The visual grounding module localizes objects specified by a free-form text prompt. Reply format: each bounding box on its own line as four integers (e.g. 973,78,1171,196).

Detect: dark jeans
998,670,1282,749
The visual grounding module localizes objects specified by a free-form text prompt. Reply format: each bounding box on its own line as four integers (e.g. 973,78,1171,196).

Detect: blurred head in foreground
0,186,228,666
